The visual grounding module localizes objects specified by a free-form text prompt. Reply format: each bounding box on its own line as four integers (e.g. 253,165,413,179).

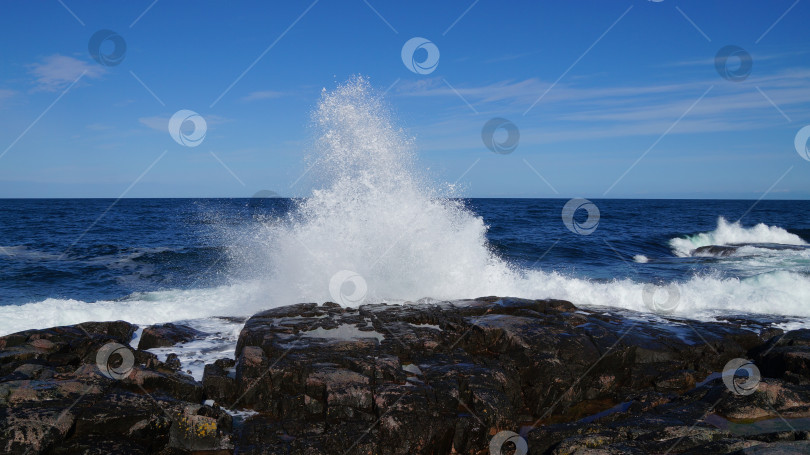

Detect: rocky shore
2,297,810,454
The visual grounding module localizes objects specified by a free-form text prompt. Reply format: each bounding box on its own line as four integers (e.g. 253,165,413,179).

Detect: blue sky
0,0,809,198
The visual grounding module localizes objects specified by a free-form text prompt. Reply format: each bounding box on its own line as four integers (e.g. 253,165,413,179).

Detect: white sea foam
145,317,244,381
0,283,267,336
4,267,810,337
3,78,810,337
669,217,807,257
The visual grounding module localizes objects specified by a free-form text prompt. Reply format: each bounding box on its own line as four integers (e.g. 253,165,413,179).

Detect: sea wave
0,283,267,336
669,217,807,257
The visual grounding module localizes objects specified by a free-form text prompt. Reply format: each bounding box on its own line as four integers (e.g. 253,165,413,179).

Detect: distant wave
669,217,808,257
0,245,184,265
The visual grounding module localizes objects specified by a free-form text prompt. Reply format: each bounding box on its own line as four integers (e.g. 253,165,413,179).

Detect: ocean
2,79,810,378
1,197,809,334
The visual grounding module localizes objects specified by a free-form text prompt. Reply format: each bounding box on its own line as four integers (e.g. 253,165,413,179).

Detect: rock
168,404,232,451
225,297,790,453
0,320,202,454
751,329,810,383
12,363,55,380
3,298,810,454
692,245,740,256
124,364,204,402
137,323,204,350
165,353,181,371
202,358,237,405
0,321,137,379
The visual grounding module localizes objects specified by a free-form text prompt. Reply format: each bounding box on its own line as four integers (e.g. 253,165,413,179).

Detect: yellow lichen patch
174,413,218,438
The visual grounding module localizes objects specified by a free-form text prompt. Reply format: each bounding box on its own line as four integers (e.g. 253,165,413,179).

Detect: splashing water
233,77,810,320
242,77,521,304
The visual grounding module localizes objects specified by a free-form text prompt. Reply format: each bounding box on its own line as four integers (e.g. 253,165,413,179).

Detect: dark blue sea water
2,198,810,319
0,198,293,305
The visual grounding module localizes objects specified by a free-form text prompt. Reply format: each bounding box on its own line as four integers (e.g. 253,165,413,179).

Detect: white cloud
393,67,810,139
28,55,105,91
241,90,286,102
388,66,810,155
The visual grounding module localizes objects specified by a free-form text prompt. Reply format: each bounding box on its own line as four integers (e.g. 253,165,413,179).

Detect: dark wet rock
223,297,808,453
202,358,237,405
751,329,810,384
524,377,810,453
693,243,810,257
138,323,205,350
0,320,208,454
693,244,740,256
168,404,233,451
124,364,203,402
3,298,810,454
0,320,137,378
165,353,181,371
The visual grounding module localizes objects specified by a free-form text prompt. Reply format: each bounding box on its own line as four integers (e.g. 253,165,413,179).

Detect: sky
0,0,809,199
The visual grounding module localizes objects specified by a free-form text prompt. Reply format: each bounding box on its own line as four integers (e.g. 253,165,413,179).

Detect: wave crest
669,217,807,257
